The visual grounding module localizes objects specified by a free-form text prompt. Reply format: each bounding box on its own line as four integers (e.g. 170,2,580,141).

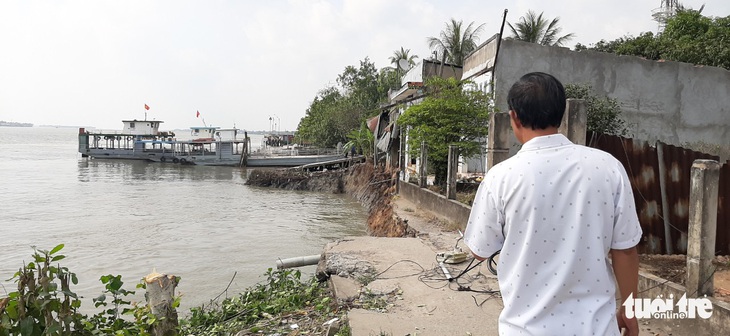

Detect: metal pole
656,141,674,254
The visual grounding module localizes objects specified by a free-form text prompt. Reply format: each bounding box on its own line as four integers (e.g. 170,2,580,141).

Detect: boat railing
250,146,341,157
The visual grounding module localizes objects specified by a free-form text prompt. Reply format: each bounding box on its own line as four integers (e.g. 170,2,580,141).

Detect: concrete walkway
321,197,501,336
321,197,702,335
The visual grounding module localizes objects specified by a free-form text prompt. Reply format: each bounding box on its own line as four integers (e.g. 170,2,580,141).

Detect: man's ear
509,110,522,129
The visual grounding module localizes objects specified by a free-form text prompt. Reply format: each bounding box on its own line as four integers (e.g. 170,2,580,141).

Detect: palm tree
427,18,486,66
508,10,575,47
389,47,419,71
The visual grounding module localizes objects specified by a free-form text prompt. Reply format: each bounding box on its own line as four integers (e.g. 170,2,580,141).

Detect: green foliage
574,10,730,70
337,57,382,114
83,275,156,335
297,57,396,148
427,18,485,66
399,77,492,187
508,10,574,46
575,32,663,60
661,10,730,69
296,87,348,147
0,245,165,336
1,247,345,336
180,268,339,335
0,244,85,336
344,122,374,158
564,83,627,136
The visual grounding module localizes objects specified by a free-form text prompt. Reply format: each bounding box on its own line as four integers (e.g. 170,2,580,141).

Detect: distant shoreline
0,121,33,127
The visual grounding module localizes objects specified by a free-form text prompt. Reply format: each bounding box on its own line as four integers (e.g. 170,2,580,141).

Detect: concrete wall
493,39,730,160
398,180,471,229
401,59,463,84
462,34,499,80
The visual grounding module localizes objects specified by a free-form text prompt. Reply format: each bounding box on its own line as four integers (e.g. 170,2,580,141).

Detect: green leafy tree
337,57,382,115
564,83,628,136
508,10,575,46
297,57,397,148
660,9,730,69
575,32,663,60
399,77,492,187
296,87,347,147
427,18,486,66
574,10,730,70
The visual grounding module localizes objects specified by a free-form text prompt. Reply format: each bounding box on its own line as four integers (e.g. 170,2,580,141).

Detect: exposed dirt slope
245,163,415,237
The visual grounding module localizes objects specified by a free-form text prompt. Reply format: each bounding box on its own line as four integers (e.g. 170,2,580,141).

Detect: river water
0,126,367,313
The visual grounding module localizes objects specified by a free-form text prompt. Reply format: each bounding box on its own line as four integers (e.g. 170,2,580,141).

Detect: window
129,122,135,128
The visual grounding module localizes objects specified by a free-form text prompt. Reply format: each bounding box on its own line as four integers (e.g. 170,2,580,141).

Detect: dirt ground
639,254,730,302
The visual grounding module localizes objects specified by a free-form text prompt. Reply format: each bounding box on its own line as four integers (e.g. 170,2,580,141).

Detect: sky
1,0,727,132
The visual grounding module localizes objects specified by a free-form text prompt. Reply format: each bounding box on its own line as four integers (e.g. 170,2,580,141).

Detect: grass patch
180,268,349,335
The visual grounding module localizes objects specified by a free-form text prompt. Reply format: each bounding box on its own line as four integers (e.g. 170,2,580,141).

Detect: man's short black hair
507,72,566,130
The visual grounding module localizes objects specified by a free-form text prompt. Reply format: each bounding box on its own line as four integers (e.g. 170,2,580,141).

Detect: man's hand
617,306,639,336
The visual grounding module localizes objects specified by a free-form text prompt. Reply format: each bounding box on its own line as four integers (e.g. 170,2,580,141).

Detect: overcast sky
1,0,727,131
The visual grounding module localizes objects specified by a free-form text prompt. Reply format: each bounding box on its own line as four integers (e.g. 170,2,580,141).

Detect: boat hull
246,154,344,167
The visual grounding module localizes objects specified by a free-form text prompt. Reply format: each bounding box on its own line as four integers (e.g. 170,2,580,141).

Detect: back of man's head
507,72,566,130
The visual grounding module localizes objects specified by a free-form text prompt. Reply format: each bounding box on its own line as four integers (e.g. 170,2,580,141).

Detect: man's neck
519,127,559,144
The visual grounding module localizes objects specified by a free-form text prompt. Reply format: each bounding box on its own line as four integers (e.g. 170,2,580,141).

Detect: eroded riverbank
246,163,415,237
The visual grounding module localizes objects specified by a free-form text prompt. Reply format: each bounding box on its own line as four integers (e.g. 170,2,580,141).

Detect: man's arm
611,247,639,336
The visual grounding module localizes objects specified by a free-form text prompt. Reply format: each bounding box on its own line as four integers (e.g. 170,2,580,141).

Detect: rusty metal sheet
589,132,663,254
589,131,730,255
658,142,718,254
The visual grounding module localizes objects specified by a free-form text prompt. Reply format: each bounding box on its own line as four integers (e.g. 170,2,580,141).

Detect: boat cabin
190,126,220,141
122,120,163,135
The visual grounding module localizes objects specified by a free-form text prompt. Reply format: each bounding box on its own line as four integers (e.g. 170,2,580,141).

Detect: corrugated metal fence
588,132,730,255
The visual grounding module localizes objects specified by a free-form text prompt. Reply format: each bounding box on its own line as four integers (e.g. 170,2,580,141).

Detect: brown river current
0,126,367,314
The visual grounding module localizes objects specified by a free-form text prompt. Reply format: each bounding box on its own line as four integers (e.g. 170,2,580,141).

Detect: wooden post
239,132,249,167
446,145,458,200
558,99,587,145
145,272,179,336
487,113,512,170
686,159,720,297
419,141,428,188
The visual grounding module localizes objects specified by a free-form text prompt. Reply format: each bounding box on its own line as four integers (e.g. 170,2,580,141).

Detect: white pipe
276,255,321,269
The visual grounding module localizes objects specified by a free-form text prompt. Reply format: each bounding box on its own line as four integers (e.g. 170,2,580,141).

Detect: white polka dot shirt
464,134,642,336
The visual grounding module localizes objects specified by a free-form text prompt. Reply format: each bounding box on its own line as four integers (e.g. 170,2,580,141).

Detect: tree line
296,7,725,188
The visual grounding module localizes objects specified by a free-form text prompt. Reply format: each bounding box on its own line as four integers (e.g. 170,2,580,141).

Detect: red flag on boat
196,110,200,118
144,104,150,110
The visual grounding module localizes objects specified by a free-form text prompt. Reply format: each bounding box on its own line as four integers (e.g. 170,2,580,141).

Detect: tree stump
144,271,179,336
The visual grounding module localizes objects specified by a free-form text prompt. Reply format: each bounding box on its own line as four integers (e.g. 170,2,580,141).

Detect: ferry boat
156,126,249,166
78,119,174,160
78,120,344,167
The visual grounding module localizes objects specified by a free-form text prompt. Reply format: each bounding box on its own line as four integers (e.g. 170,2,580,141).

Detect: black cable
450,249,500,282
487,250,500,275
373,259,426,280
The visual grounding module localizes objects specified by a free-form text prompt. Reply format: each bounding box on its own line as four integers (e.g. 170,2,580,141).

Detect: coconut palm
389,47,419,71
427,18,486,66
508,10,575,47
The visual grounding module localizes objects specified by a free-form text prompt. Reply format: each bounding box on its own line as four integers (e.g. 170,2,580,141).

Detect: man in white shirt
464,72,642,336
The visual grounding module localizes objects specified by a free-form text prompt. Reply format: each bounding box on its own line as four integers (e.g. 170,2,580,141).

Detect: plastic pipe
276,255,321,269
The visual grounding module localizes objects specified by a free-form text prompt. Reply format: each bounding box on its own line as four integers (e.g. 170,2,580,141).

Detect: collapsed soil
639,254,730,302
